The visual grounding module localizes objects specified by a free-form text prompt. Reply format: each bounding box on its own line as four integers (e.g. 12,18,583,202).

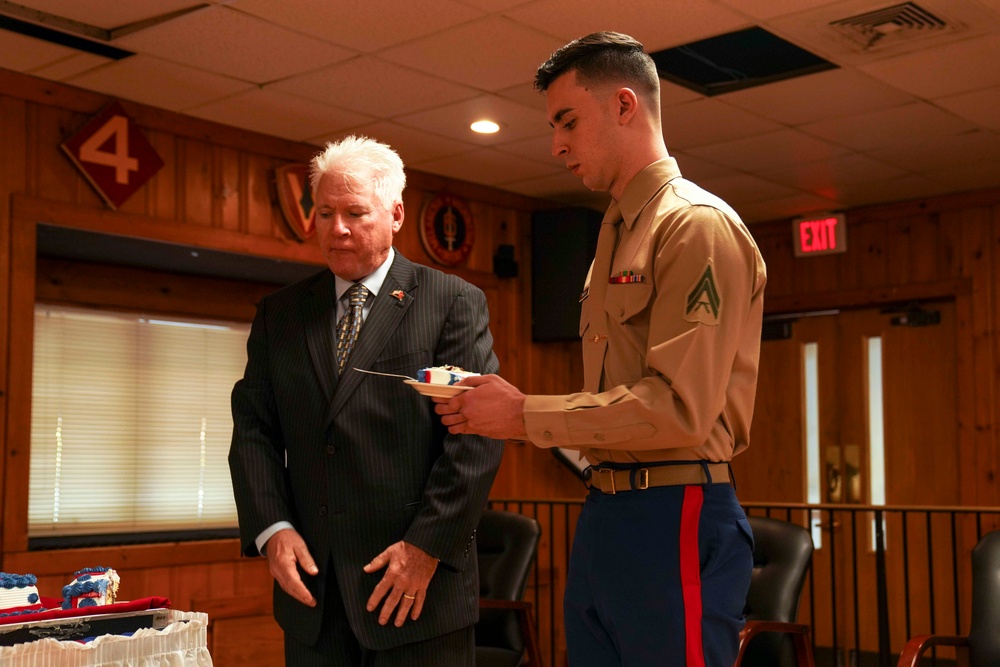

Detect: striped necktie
335,283,369,374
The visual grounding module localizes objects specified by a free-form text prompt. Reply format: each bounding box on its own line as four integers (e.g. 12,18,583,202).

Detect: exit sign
793,212,847,257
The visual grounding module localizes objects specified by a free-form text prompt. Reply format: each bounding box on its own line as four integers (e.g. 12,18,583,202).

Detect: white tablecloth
0,610,212,667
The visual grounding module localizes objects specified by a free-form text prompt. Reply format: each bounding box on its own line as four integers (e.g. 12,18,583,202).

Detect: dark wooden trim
2,539,243,574
763,278,971,316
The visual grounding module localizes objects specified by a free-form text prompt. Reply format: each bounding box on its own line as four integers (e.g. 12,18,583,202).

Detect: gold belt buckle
637,468,649,490
596,468,616,494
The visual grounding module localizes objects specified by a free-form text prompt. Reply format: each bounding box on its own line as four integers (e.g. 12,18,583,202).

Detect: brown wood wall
3,68,1000,663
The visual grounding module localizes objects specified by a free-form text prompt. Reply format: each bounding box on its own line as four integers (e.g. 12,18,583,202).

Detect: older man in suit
229,135,503,666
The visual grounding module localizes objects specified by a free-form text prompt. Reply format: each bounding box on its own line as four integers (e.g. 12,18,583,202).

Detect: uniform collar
616,157,681,230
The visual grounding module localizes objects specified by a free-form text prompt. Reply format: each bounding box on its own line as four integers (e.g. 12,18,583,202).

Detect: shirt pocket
605,283,654,324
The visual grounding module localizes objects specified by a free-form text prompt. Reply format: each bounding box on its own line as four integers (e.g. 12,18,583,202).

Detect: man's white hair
309,135,406,210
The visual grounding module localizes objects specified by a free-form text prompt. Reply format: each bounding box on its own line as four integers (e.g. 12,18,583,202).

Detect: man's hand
266,528,319,607
433,374,528,440
363,541,439,627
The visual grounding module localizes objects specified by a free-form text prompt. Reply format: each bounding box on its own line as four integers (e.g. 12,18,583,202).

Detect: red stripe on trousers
680,485,705,667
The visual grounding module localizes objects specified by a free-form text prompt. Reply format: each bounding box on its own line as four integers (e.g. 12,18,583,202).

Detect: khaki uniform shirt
524,157,766,465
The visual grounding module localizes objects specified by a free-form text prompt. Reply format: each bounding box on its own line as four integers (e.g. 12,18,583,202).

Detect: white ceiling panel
722,68,914,126
415,147,564,186
379,16,564,91
187,88,373,141
1,0,998,222
0,28,78,71
662,99,782,149
6,0,204,30
68,55,252,112
114,6,354,84
270,56,479,118
859,34,1000,99
503,0,750,51
393,94,549,146
688,129,854,171
229,0,483,52
936,87,1000,131
310,121,476,166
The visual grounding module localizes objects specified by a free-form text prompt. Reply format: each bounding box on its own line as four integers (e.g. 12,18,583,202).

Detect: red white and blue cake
62,567,120,610
0,572,41,613
416,365,479,385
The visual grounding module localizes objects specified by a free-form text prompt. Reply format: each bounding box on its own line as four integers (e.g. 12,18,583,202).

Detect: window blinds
29,305,249,537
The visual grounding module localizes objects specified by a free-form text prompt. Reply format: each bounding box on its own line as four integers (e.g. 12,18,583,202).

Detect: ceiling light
470,120,500,134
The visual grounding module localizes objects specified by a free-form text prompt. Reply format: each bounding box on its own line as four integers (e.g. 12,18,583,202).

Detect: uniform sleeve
525,206,763,452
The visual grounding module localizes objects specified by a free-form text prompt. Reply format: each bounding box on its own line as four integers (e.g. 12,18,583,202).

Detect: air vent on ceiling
828,2,958,53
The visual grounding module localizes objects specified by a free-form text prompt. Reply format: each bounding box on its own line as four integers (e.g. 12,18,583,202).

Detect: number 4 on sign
78,115,139,185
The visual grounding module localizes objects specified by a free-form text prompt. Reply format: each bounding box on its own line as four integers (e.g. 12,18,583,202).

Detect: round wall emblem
419,193,475,266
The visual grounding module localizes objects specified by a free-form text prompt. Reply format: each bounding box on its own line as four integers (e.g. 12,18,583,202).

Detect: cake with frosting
416,365,479,385
0,572,41,612
62,567,120,610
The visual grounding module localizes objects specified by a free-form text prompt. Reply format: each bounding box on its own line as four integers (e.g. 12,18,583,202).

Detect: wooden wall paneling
885,216,915,285
752,224,793,300
245,153,282,239
34,258,273,322
143,129,177,221
905,213,943,284
1,217,36,555
182,138,214,227
0,95,28,557
13,195,326,266
216,146,242,233
955,206,997,506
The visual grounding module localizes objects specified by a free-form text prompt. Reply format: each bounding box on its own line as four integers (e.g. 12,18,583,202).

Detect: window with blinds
29,304,249,538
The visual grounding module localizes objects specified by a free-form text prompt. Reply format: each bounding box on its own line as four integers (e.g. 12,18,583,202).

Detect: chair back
475,509,542,667
969,529,1000,666
742,516,814,667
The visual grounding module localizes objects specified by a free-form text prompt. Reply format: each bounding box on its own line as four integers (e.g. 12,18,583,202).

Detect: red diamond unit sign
60,101,164,209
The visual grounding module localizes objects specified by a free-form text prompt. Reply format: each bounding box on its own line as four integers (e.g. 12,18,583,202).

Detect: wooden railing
487,499,1000,667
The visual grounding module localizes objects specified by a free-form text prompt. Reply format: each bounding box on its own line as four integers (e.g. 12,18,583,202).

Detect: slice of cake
416,365,479,385
0,572,41,612
62,567,120,610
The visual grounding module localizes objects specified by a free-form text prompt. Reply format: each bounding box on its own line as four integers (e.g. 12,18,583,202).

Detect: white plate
404,379,472,398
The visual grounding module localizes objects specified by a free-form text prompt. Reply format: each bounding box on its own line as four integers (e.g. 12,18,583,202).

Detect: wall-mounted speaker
530,207,602,342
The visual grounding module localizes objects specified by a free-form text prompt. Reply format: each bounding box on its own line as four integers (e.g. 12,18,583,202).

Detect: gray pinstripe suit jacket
229,250,503,650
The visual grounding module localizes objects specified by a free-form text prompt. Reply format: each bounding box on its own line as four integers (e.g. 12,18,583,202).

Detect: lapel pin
589,334,607,343
390,290,405,301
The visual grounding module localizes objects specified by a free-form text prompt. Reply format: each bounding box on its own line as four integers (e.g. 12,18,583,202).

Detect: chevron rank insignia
684,264,721,325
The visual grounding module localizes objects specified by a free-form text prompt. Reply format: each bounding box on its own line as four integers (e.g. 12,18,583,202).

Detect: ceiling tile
502,171,611,209
414,148,563,186
114,5,354,84
721,68,914,126
662,99,782,149
10,0,204,30
859,34,1000,99
757,153,906,199
865,128,1000,172
736,192,842,224
925,158,1000,192
936,87,1000,131
380,16,564,91
697,173,799,205
493,134,560,166
229,0,483,52
308,121,476,167
503,0,749,52
801,102,978,152
394,94,550,146
270,56,479,118
0,28,78,71
496,82,545,109
187,88,372,142
658,78,704,108
672,151,749,182
29,52,111,80
687,128,852,171
68,55,253,112
711,0,835,22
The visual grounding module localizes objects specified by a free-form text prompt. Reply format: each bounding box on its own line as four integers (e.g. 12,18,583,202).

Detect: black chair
897,528,1000,667
735,515,816,667
475,509,543,667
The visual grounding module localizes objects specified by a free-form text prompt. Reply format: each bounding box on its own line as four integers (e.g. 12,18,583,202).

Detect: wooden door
736,301,959,658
